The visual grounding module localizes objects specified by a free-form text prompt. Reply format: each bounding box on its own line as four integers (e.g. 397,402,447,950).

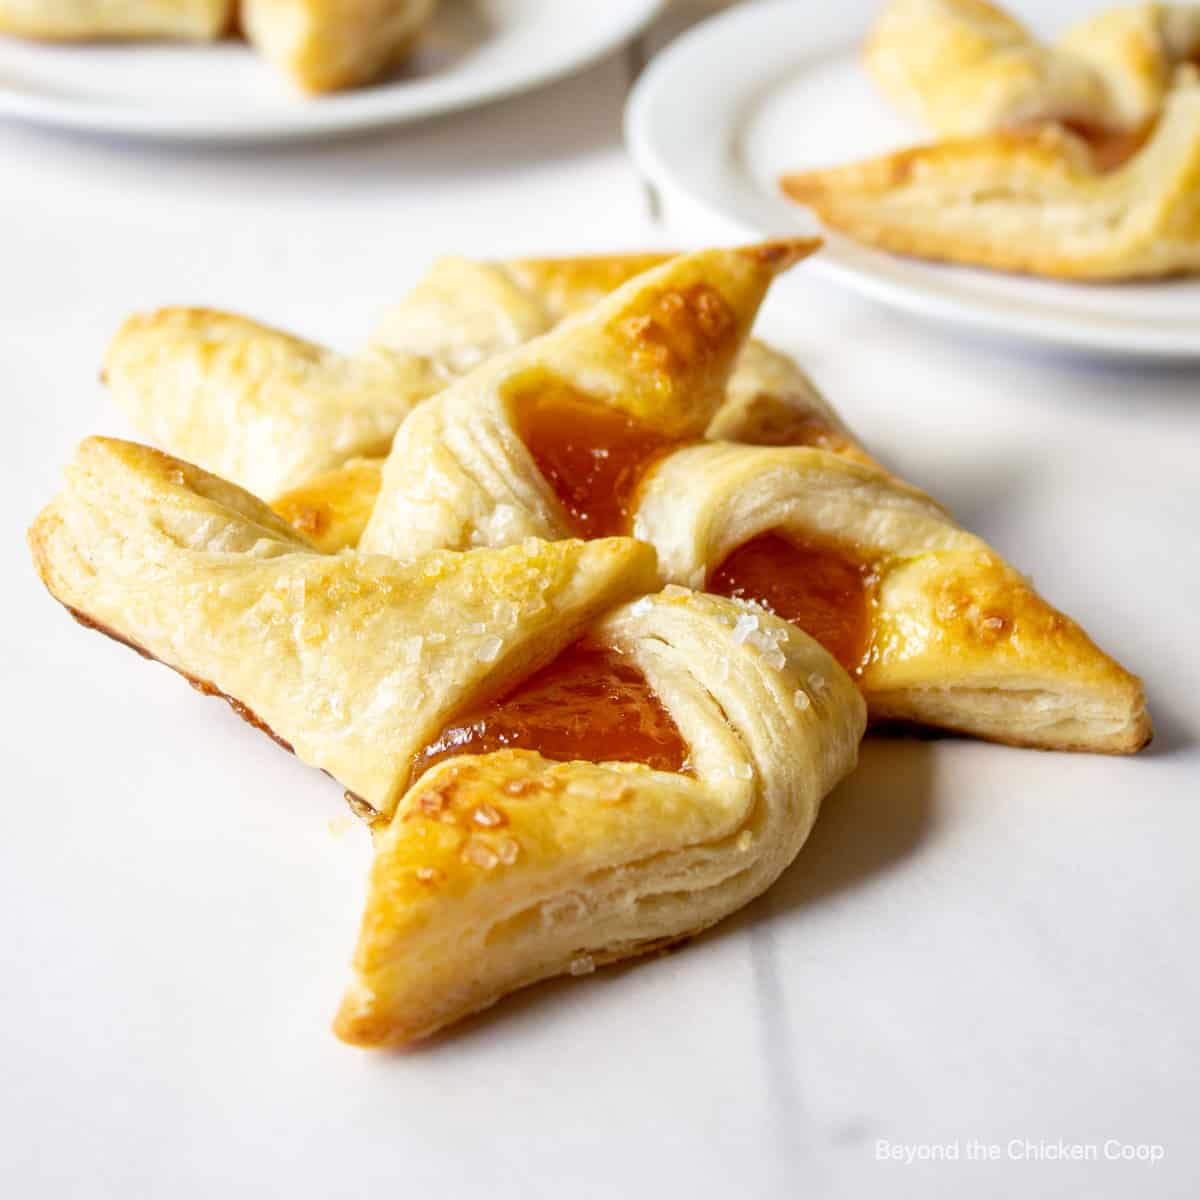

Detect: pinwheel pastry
0,0,438,94
781,0,1200,279
356,248,1149,752
29,437,865,1045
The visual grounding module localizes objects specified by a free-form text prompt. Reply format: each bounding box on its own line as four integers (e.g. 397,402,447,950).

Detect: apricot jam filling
510,378,687,537
707,532,877,675
1065,120,1154,172
412,641,689,779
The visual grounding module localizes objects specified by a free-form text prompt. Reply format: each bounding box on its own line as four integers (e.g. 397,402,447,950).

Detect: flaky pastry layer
635,443,1150,753
29,437,657,820
781,84,1200,280
335,587,865,1046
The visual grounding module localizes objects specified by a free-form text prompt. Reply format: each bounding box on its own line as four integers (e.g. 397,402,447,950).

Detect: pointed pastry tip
735,237,823,272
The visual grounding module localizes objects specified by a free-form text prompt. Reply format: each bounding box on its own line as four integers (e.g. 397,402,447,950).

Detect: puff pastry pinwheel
104,307,447,501
0,0,231,39
783,0,1200,278
361,250,1148,752
29,436,866,1046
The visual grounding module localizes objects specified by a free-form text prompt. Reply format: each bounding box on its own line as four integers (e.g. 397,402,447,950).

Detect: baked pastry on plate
866,0,1200,137
782,0,1200,279
0,0,438,93
0,0,231,40
30,436,865,1045
241,0,438,93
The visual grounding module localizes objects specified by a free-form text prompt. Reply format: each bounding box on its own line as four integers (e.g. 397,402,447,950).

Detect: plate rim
625,0,1200,362
0,0,664,144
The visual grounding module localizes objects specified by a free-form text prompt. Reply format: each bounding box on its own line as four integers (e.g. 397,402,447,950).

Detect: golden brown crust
241,0,437,93
104,307,442,499
781,84,1200,280
635,443,1151,753
866,0,1200,136
361,242,820,561
0,0,232,39
333,587,865,1046
270,456,385,553
29,437,868,1048
29,437,660,820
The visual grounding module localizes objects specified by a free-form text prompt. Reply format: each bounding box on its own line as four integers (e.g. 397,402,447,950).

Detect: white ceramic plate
626,0,1200,360
0,0,662,143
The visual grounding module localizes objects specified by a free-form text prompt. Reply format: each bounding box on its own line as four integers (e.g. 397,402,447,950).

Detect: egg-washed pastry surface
867,0,1200,137
105,244,868,548
635,444,1149,753
0,0,438,93
29,437,654,822
0,0,231,39
782,81,1200,280
339,588,864,1046
104,307,447,500
272,335,878,555
782,0,1200,279
358,240,825,558
361,255,1149,752
29,436,865,1046
241,0,437,93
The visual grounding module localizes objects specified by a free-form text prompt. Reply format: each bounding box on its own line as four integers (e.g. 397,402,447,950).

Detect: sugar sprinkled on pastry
29,437,656,821
636,444,1150,753
361,248,1149,752
360,240,822,559
104,247,859,545
28,435,865,1046
335,584,864,1046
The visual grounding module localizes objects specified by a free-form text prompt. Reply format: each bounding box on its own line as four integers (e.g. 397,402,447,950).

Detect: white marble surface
2,11,1198,1199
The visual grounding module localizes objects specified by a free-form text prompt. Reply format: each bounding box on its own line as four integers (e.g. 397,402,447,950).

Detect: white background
2,5,1198,1197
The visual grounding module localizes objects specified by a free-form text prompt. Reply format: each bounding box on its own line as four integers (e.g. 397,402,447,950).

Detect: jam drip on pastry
708,533,877,675
413,642,690,778
510,378,688,537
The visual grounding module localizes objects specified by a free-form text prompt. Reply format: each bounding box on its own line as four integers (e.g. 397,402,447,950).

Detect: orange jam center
707,532,875,674
413,642,689,778
511,378,686,537
1061,120,1153,172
